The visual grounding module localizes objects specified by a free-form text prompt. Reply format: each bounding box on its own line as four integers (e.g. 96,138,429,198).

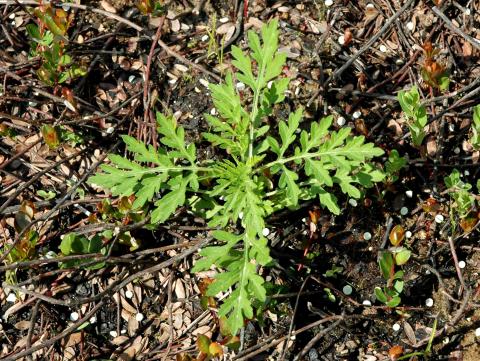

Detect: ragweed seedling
89,20,384,334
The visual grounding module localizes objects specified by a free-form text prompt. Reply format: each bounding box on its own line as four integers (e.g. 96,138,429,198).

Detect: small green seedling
385,149,407,184
90,20,385,334
26,3,86,85
470,105,480,150
444,169,477,233
398,86,427,147
376,225,411,307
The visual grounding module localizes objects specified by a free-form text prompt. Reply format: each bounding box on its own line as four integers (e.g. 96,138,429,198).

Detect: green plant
26,3,86,86
376,225,411,307
89,20,384,334
384,149,407,184
398,86,428,147
444,169,477,233
59,232,106,269
470,105,480,150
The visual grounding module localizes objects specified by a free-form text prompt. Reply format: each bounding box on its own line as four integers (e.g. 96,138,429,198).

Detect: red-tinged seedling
389,225,405,246
420,41,449,91
41,124,60,149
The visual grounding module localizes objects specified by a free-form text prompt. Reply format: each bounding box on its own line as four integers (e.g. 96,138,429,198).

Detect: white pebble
368,246,373,251
464,170,470,176
425,298,434,307
343,285,353,295
109,330,118,337
336,116,346,126
210,108,217,115
70,312,79,321
6,293,16,303
201,34,209,42
366,3,375,9
89,316,97,324
121,329,127,334
338,35,345,45
458,260,466,269
379,45,388,53
325,0,334,7
400,207,408,216
106,127,114,134
443,337,449,344
362,300,372,306
348,199,358,207
239,212,244,220
475,328,480,337
262,228,270,237
405,231,412,238
406,22,414,31
448,124,455,132
353,111,362,119
454,147,461,154
236,82,246,91
392,323,401,332
363,232,372,241
125,290,133,299
405,190,413,198
435,214,444,223
465,8,471,16
135,313,144,322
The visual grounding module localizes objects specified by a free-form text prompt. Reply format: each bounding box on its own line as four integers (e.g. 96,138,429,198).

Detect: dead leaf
403,321,417,345
100,0,117,13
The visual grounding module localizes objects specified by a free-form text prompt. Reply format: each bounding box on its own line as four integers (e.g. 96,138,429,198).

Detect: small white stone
379,45,388,53
464,170,470,176
405,190,413,198
199,79,209,88
9,13,15,19
435,214,444,223
135,313,144,322
89,316,97,324
368,246,373,251
448,124,455,132
125,290,134,299
353,111,362,119
343,285,353,295
454,147,461,154
465,8,471,16
236,82,246,91
109,330,118,337
425,298,434,307
325,0,334,7
337,116,346,126
70,312,79,321
106,127,114,134
121,329,127,334
210,108,217,115
239,212,244,219
366,3,375,9
219,17,230,23
392,323,401,332
458,260,466,269
363,232,372,241
405,231,412,238
6,293,16,303
475,328,480,337
262,228,270,237
406,22,414,31
400,207,408,216
267,80,274,89
362,300,372,306
348,199,358,207
338,35,345,45
443,337,449,344
201,34,209,42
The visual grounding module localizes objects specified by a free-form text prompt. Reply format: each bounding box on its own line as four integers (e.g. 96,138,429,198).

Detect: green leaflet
90,19,385,335
398,86,428,147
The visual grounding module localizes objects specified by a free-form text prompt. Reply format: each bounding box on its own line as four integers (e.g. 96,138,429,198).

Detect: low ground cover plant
89,20,385,334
